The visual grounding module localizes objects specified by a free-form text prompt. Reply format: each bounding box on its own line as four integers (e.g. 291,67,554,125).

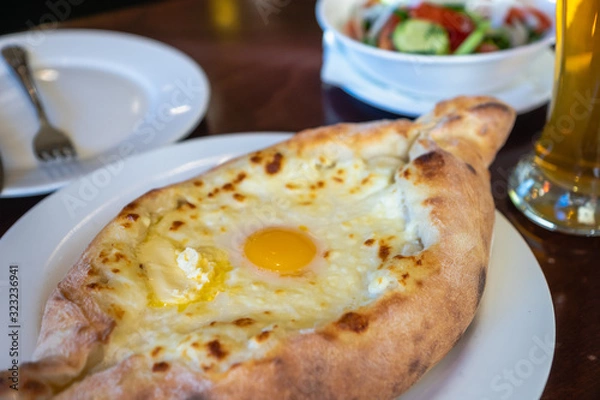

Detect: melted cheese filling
88,139,438,374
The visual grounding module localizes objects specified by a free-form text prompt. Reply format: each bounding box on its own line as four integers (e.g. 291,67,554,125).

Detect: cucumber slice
392,19,450,55
454,21,491,55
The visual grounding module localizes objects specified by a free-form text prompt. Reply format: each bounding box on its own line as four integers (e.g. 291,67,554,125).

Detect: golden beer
534,0,600,192
509,0,600,235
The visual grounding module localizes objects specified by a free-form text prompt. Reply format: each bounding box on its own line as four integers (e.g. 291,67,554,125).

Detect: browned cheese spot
233,318,255,327
255,330,271,342
151,346,163,357
206,340,228,360
222,183,234,191
263,311,271,315
193,180,204,187
332,177,343,183
378,243,391,261
416,259,422,266
233,193,245,202
336,312,369,333
139,263,145,270
121,222,132,229
317,180,325,188
125,213,139,222
319,331,338,342
285,183,298,190
86,282,100,290
393,255,405,260
323,250,330,259
111,268,120,274
202,364,213,372
191,342,200,349
170,221,185,231
235,172,247,183
413,151,445,179
152,362,170,372
177,199,197,209
123,201,138,212
209,321,217,326
402,273,410,280
114,252,126,262
265,152,284,174
250,154,262,164
364,238,375,246
403,169,411,179
207,188,220,198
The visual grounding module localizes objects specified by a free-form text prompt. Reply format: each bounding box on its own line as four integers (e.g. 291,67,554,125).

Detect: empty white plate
0,29,210,197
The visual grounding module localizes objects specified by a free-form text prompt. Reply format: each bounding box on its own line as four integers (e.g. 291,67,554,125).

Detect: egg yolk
244,227,317,275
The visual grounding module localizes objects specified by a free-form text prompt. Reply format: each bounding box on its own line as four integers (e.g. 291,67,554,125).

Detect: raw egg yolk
244,227,317,275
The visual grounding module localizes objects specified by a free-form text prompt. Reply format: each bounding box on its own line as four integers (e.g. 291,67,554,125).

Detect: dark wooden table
1,1,598,399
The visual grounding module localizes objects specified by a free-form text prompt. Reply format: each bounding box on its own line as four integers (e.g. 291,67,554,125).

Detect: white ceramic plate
321,31,554,117
0,134,555,399
0,29,210,198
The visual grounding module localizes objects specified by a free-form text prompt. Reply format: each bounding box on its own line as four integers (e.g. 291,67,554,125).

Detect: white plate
0,134,555,399
0,29,210,198
321,31,554,117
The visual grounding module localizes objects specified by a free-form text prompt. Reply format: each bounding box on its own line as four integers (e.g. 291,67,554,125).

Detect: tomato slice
378,15,401,50
476,42,499,53
526,7,552,34
505,7,527,25
410,3,475,52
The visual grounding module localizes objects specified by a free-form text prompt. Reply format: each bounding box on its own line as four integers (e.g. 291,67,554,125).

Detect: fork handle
2,45,50,123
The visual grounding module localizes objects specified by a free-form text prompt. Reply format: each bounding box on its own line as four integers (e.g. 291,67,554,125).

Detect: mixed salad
344,0,553,55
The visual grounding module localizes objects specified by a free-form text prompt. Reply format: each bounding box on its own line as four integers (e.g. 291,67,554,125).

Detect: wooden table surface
0,1,598,398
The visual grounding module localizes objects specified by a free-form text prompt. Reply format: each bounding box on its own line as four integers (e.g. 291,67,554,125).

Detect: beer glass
508,0,600,236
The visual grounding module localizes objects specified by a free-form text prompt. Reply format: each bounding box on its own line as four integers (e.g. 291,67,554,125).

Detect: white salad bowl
316,0,555,97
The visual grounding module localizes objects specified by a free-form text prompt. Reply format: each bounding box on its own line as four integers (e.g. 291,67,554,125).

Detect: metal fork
2,45,77,161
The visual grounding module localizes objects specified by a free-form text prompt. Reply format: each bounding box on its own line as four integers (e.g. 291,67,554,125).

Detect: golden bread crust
2,96,515,400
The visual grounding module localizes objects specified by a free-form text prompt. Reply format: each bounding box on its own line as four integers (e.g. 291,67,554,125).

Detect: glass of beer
508,0,600,236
